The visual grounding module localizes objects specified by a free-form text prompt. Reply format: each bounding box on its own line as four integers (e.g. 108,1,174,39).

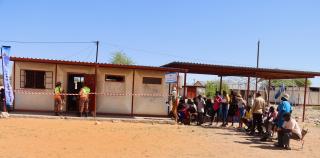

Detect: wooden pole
302,78,308,122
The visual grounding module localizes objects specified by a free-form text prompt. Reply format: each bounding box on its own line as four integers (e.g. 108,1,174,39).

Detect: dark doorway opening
67,74,84,112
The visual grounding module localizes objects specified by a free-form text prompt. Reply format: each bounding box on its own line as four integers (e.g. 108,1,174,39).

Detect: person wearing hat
276,93,292,128
54,81,64,116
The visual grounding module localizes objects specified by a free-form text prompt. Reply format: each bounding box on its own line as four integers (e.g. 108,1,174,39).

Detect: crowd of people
170,90,307,150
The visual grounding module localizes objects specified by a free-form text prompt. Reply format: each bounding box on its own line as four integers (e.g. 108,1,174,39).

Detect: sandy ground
0,118,319,158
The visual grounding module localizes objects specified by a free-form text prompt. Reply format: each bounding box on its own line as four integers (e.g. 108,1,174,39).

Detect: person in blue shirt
277,94,292,128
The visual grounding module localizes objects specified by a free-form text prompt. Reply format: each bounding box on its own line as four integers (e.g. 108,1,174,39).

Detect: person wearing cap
54,82,64,116
250,92,266,135
276,93,292,128
79,85,91,117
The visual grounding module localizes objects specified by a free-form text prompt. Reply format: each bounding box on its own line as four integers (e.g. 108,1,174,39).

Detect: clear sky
0,0,319,85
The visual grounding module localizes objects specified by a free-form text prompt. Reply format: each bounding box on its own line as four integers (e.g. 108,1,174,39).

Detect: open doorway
67,74,84,112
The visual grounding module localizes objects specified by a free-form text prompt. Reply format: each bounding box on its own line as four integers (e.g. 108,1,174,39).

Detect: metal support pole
95,41,99,63
219,76,223,92
267,79,271,106
246,77,250,103
183,72,187,99
302,78,308,122
131,70,135,116
94,41,99,118
255,40,260,92
177,73,180,97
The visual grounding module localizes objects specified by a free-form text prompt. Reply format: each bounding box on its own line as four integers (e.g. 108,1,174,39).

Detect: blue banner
1,46,14,107
274,83,285,99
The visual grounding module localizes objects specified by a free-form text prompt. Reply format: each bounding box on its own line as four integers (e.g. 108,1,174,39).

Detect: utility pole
94,40,99,118
255,40,260,92
95,41,99,63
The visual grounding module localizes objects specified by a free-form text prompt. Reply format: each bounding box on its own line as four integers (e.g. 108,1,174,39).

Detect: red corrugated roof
162,61,320,79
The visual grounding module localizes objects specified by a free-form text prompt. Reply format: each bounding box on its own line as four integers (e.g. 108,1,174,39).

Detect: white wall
96,68,133,114
14,62,171,115
133,70,169,116
14,62,56,111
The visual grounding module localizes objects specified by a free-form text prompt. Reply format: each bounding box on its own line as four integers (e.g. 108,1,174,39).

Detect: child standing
236,94,246,128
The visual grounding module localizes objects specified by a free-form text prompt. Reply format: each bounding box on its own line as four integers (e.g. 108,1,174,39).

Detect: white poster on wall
165,72,177,83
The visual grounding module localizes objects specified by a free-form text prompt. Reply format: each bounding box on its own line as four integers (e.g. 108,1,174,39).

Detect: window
20,70,53,89
105,75,125,82
143,77,162,84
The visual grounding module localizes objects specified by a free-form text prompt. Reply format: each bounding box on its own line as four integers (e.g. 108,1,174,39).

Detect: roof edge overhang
8,56,187,73
162,61,320,79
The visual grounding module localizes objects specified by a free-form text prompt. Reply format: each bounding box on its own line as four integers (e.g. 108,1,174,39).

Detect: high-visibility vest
82,86,91,95
54,86,62,95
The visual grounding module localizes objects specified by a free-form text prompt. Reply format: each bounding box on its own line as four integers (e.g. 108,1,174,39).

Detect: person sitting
177,99,187,124
241,106,252,132
261,106,278,141
275,113,302,150
187,99,197,123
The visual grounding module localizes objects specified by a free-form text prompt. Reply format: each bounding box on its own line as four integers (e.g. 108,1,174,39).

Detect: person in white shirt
276,112,302,150
195,95,205,125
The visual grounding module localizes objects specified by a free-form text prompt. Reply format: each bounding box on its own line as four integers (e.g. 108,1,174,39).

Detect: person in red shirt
210,92,222,126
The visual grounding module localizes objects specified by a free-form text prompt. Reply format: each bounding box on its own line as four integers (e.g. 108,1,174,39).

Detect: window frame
105,74,125,82
142,77,162,85
20,69,53,89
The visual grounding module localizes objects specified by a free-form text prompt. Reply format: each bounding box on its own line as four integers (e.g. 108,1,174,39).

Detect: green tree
205,80,230,98
110,51,135,65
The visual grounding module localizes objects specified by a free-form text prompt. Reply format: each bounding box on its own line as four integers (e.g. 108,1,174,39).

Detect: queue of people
171,91,306,150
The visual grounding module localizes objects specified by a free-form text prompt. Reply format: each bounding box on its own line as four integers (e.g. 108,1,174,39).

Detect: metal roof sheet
162,61,320,79
9,56,187,72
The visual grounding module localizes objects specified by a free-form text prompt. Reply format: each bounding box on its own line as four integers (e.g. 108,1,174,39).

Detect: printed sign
165,72,177,83
1,46,14,107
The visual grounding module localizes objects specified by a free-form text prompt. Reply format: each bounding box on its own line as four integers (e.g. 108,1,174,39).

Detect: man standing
195,95,205,125
170,87,179,122
79,85,90,117
250,92,266,135
54,82,64,116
